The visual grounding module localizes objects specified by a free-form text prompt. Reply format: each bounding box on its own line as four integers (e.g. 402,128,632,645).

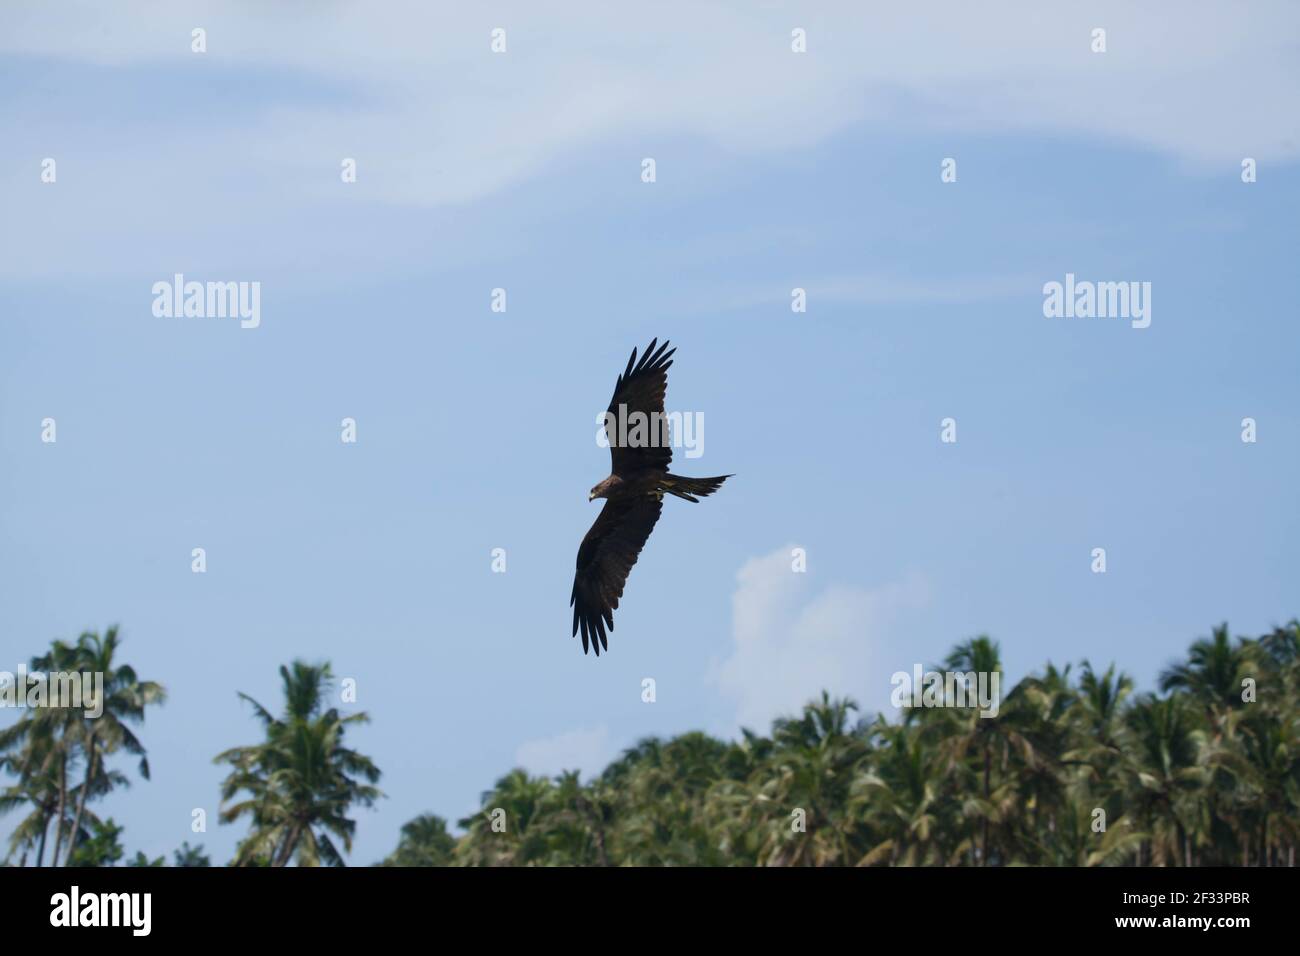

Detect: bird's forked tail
662,473,732,503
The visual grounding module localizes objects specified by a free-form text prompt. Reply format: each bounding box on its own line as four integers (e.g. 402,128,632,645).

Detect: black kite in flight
571,339,732,655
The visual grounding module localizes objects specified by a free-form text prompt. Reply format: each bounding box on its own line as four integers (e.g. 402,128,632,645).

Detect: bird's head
589,477,616,501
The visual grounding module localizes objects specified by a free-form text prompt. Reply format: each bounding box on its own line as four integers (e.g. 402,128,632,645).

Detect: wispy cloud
3,1,1295,279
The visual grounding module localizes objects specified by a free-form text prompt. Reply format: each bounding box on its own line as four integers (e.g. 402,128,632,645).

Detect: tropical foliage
422,623,1300,866
3,622,1298,866
215,661,382,867
0,627,165,866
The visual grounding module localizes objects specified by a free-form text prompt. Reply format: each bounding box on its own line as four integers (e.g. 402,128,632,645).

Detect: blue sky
1,2,1298,865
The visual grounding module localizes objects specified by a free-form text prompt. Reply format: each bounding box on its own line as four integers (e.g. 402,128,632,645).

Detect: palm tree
1011,662,1079,854
1076,661,1134,752
928,636,1030,865
1,630,161,867
853,720,943,865
20,638,83,865
0,750,59,866
605,733,735,866
61,627,165,865
1121,694,1207,865
1207,704,1300,866
741,693,869,866
379,814,456,867
1159,623,1254,728
1259,620,1300,671
1029,787,1146,866
215,661,382,866
455,769,555,866
172,842,211,867
1063,661,1137,851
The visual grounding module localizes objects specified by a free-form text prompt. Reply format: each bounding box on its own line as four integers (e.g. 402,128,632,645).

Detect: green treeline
4,622,1298,866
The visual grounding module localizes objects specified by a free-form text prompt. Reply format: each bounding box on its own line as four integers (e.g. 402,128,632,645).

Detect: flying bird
571,339,732,655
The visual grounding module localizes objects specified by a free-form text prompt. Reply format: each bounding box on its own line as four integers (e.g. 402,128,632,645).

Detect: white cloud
514,725,612,780
712,545,930,733
3,1,1296,205
2,1,1295,278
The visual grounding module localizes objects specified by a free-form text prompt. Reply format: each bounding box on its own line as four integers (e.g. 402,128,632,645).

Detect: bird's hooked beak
588,492,596,501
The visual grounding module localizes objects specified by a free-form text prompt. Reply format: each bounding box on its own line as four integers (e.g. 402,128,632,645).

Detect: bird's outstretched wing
570,495,663,655
604,338,676,475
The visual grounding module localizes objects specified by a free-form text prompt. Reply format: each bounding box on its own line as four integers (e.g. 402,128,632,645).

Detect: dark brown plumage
570,339,732,655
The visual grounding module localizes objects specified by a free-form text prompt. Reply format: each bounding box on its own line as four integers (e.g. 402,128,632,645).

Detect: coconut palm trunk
982,748,991,865
64,734,98,866
274,823,304,867
50,753,68,867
